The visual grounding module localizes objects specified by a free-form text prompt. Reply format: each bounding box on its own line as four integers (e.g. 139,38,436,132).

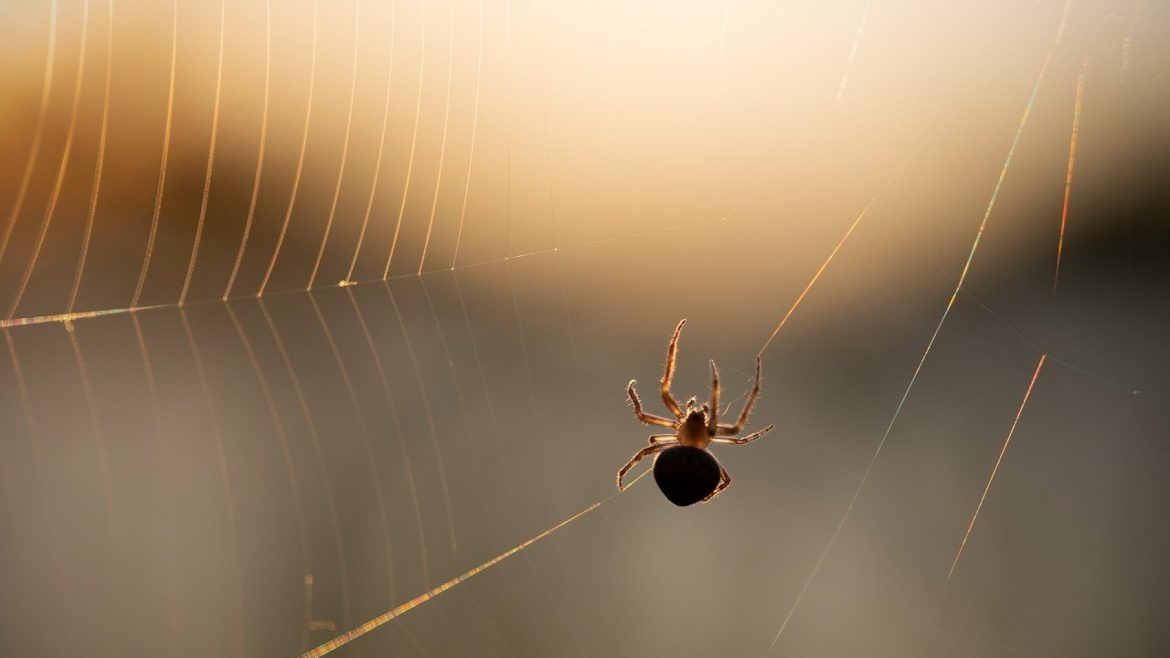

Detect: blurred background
1,0,1168,655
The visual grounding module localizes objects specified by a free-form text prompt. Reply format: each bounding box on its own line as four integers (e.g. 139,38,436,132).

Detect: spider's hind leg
703,459,732,502
617,443,669,490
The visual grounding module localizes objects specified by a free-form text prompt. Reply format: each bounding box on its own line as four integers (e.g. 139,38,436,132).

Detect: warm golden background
1,0,1168,656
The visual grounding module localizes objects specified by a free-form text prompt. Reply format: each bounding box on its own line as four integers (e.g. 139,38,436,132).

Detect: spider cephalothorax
617,319,774,505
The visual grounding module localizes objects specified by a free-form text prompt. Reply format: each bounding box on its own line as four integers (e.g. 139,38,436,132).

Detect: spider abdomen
653,446,721,506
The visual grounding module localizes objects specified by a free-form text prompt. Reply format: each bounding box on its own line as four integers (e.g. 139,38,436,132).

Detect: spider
617,319,774,505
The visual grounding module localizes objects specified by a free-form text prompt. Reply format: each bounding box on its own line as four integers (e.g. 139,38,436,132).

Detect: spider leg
616,443,669,490
711,423,775,445
717,355,762,435
702,459,732,502
647,434,678,445
628,380,678,428
660,319,687,420
707,359,720,434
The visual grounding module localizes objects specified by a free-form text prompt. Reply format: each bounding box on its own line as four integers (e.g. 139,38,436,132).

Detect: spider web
1,0,1169,657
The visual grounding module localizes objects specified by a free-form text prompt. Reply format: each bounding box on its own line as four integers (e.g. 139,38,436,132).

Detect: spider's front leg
718,356,762,435
707,359,720,434
628,380,678,429
660,319,687,420
617,443,670,490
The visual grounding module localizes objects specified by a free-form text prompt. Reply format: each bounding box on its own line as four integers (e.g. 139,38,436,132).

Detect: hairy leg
617,443,668,490
707,359,720,434
711,423,775,445
660,319,686,419
703,460,732,502
717,356,762,435
647,434,677,445
628,381,678,428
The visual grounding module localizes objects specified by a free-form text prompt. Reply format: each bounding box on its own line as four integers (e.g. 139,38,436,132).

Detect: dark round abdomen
653,446,721,506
